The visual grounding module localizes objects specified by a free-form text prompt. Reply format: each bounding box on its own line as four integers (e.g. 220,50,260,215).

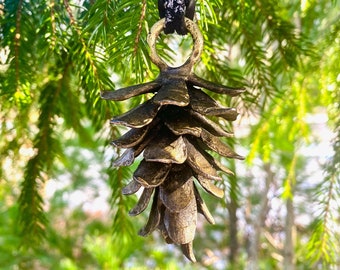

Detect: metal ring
147,18,204,70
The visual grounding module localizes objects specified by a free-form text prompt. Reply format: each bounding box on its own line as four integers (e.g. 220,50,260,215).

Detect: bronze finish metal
102,18,245,262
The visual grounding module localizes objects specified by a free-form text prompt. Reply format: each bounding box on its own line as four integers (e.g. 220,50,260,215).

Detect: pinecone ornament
102,18,245,262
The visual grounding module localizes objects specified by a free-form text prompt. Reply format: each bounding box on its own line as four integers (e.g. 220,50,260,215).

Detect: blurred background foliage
0,0,339,269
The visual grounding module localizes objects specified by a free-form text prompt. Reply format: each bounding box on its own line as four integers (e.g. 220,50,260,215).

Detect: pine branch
18,66,67,247
223,1,276,96
83,0,116,46
19,156,48,246
254,0,309,68
62,0,115,129
108,128,137,242
197,0,221,30
106,0,155,82
109,165,137,248
306,119,340,266
0,0,338,267
1,0,39,104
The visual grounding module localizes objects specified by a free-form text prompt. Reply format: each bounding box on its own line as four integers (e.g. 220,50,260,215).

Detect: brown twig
14,0,23,92
133,0,147,56
49,0,56,48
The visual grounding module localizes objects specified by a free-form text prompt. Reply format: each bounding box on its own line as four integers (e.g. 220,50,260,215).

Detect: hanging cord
158,0,196,35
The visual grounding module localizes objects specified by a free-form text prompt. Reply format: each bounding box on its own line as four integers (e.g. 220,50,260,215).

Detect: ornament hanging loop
147,18,203,71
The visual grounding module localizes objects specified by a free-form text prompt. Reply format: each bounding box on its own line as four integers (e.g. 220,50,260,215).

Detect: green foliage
306,118,340,267
0,0,339,268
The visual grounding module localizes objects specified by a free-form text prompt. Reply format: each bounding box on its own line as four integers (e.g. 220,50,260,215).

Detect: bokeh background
0,0,339,269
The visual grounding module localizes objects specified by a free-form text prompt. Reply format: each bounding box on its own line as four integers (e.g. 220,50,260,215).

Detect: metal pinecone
101,18,245,262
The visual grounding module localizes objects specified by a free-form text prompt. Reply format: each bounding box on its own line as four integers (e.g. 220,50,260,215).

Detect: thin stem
14,0,23,92
133,0,147,56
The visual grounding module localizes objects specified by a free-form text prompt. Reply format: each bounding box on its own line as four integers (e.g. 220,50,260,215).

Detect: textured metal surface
154,80,190,106
132,122,162,157
112,148,135,167
164,179,197,244
201,150,235,176
201,129,245,159
189,85,222,111
165,115,202,137
196,175,224,198
160,164,193,193
181,242,196,263
189,73,246,96
133,160,172,187
129,187,154,216
122,179,142,195
144,134,187,164
157,205,174,244
160,176,194,212
184,137,222,181
188,86,239,121
111,125,151,148
101,81,160,101
189,109,234,137
110,99,160,128
147,18,203,70
138,190,161,236
194,184,215,224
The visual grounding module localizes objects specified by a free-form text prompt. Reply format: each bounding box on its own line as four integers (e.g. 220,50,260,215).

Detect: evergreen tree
0,0,339,268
